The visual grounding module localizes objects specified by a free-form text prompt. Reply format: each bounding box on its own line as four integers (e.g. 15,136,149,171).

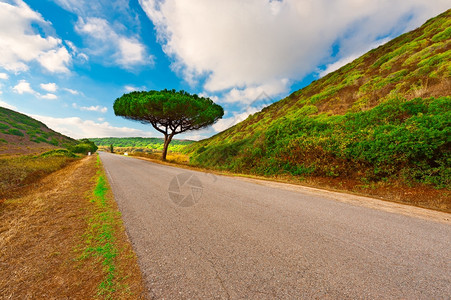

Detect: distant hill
0,107,76,155
186,10,451,190
91,137,194,152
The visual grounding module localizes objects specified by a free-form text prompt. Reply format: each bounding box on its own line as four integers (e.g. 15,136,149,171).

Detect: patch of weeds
309,85,340,104
371,41,421,69
431,26,451,42
351,97,370,112
418,50,451,70
374,69,409,89
341,71,363,85
359,76,381,93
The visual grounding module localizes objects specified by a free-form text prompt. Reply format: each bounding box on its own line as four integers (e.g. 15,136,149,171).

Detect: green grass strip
80,155,121,298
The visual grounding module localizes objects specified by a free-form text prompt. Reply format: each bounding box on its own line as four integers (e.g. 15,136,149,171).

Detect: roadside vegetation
0,149,76,198
77,155,146,298
184,10,451,211
0,139,98,198
91,137,193,154
0,106,145,298
130,150,190,164
0,155,146,299
190,96,449,188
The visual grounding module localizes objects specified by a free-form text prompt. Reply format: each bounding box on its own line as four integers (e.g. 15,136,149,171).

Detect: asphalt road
99,152,451,299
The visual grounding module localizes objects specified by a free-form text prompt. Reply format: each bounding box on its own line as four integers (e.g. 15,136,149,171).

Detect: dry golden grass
130,151,190,164
0,155,147,299
0,153,76,198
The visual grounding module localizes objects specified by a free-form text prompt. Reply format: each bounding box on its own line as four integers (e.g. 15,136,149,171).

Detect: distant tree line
90,137,194,148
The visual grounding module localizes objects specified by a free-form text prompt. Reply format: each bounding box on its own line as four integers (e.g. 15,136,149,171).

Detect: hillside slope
186,10,451,196
0,107,76,155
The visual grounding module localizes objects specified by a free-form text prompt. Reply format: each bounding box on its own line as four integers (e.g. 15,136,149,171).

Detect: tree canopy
113,89,224,160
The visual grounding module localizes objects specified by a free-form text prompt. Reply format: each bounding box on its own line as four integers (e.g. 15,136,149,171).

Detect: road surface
99,152,451,299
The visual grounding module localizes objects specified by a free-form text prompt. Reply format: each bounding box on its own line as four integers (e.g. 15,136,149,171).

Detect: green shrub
431,26,451,42
31,136,48,143
69,139,98,154
6,128,24,136
190,96,450,188
48,138,60,146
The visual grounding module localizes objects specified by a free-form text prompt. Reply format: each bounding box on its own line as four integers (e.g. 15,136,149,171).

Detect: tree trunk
162,134,173,161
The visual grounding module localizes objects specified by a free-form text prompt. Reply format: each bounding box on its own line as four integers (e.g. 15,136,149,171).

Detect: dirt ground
0,155,146,299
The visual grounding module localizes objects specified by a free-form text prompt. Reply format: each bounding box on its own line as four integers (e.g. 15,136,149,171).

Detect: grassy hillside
0,107,99,194
91,137,194,152
0,106,76,155
186,10,451,197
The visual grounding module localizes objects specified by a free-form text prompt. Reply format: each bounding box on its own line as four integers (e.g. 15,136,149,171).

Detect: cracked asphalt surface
99,152,451,299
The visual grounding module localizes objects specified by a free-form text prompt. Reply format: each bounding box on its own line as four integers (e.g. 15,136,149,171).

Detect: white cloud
0,100,17,110
40,93,58,100
13,80,58,99
40,82,58,92
13,80,35,94
0,73,9,80
181,134,208,141
80,105,108,113
117,38,149,66
212,89,278,132
140,0,450,96
29,114,154,139
223,80,288,104
63,88,80,95
65,40,89,63
53,0,135,23
124,85,146,92
37,47,71,73
78,53,89,62
72,102,108,113
0,0,71,73
75,17,153,70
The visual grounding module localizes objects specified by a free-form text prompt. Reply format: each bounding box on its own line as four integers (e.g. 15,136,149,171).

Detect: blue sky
0,0,449,140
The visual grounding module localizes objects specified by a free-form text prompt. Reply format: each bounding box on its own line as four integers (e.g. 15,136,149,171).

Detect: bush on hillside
190,97,450,188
